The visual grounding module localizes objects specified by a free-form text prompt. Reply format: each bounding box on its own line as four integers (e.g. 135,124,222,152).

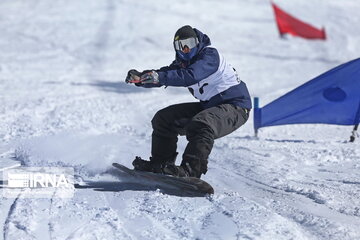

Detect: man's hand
140,71,159,84
126,69,159,86
125,69,142,84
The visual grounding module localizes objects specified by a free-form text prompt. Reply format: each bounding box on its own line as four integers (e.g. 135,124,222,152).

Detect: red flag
272,3,326,40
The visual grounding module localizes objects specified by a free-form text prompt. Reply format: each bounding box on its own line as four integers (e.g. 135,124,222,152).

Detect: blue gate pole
253,97,261,137
350,101,360,142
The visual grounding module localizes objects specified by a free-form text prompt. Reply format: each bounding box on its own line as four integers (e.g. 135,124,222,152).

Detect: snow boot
163,162,198,178
164,154,203,178
132,153,178,174
132,157,163,174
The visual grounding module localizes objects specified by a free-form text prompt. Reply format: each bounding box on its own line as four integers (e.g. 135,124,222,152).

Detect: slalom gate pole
350,124,359,142
253,97,260,137
350,101,360,142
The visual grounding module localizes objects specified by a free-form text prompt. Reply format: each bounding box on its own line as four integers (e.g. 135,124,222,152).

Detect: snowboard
112,163,214,196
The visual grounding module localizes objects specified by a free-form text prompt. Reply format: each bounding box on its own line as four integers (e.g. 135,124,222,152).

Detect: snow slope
1,0,360,239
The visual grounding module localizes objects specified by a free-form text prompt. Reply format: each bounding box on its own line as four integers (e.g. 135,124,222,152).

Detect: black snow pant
151,102,249,177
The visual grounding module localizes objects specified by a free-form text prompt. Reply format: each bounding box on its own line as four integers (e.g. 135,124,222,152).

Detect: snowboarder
125,25,252,178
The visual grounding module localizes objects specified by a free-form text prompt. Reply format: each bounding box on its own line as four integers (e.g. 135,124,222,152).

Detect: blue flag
254,58,360,131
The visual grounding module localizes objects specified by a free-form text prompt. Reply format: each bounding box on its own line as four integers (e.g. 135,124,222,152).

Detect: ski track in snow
1,0,360,239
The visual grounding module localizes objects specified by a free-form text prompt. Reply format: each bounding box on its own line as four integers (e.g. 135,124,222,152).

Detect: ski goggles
173,37,198,52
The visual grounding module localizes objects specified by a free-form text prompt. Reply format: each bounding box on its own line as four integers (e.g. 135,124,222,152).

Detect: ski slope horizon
1,0,360,239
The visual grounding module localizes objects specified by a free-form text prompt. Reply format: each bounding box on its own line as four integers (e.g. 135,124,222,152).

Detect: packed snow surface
1,0,359,239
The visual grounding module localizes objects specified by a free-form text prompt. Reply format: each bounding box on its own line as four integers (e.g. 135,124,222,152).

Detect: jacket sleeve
157,48,220,87
137,59,180,88
158,59,181,72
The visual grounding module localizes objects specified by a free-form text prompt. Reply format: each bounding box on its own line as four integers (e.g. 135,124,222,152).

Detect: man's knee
185,121,215,141
151,107,170,130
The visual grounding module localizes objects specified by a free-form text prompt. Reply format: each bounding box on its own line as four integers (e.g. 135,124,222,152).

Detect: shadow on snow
70,80,149,94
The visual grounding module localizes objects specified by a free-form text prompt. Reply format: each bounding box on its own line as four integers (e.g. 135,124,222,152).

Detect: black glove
139,70,159,84
125,69,142,84
126,69,160,86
